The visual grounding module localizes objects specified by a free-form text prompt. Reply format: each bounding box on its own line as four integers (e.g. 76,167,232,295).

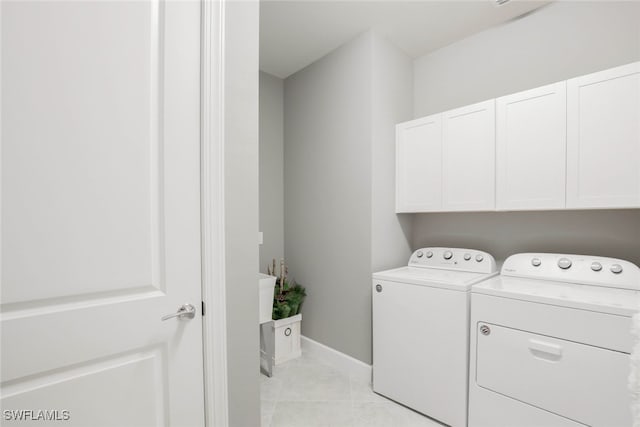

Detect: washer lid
373,266,496,291
473,275,640,317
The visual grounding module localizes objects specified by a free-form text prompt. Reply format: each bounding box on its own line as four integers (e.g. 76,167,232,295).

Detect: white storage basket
272,314,302,364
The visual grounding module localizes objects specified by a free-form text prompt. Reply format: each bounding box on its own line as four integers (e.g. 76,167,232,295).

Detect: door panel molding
3,346,168,426
0,286,163,320
2,0,168,306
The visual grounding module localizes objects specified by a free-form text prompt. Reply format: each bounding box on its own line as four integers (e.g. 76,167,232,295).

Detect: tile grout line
262,354,443,427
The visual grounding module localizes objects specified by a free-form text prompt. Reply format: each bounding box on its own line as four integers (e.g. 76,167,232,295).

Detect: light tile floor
260,352,445,427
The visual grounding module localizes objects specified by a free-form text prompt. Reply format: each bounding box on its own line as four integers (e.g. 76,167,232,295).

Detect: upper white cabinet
396,61,640,213
442,100,496,211
395,114,442,212
566,62,640,209
395,102,495,213
496,82,567,210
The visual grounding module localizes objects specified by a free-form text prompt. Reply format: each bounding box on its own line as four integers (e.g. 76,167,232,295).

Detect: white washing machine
469,253,640,427
373,247,498,427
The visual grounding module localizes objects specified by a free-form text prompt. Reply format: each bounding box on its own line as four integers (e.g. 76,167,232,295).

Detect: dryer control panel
501,253,640,291
409,247,497,274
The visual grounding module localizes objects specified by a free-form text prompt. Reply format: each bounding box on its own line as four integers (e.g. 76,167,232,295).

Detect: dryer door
475,323,631,427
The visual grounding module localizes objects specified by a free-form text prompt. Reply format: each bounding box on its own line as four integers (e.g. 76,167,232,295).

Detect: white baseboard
301,335,372,384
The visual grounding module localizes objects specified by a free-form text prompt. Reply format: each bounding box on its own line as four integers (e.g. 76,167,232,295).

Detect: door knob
161,303,196,321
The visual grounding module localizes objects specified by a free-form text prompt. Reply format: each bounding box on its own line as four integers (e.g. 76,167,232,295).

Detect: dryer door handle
528,339,563,361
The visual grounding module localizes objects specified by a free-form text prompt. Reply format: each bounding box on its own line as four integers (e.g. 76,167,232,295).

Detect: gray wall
413,210,640,267
414,1,640,117
412,1,640,266
284,32,413,364
371,32,414,272
224,1,260,426
284,32,373,364
259,72,285,272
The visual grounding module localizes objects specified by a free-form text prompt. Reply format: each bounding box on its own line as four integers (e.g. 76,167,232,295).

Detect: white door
567,61,640,209
496,82,567,210
442,100,495,211
395,114,442,212
1,1,205,426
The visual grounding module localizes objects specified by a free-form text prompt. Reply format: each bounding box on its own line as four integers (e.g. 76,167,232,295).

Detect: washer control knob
475,254,484,262
426,251,433,258
531,258,542,267
610,264,623,274
464,253,472,261
558,258,572,270
416,251,424,258
443,250,453,260
591,262,602,272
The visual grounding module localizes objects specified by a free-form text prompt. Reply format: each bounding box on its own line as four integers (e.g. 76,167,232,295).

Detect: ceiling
260,0,550,78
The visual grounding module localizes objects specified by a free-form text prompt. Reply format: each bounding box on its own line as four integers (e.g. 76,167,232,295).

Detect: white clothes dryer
469,253,640,427
373,247,498,427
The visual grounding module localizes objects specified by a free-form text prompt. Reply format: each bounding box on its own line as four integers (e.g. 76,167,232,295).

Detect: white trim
201,1,228,426
301,335,372,385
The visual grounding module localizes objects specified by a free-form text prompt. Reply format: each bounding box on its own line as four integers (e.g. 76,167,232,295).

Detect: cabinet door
442,100,495,211
496,82,567,210
395,114,442,212
567,62,640,208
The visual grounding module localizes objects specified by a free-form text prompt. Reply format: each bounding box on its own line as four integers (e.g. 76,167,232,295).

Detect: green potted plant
267,258,306,364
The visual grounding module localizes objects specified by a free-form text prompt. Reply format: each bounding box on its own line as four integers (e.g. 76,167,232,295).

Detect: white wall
414,1,640,116
223,1,260,426
259,72,285,271
284,32,412,364
412,1,640,266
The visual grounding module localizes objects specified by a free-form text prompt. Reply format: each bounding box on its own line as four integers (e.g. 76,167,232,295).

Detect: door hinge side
201,301,206,316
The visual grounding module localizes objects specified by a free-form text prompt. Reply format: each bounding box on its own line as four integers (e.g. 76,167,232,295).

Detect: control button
416,251,424,258
591,262,602,272
610,264,623,274
426,251,433,258
558,258,572,270
464,253,471,261
531,258,541,267
443,250,453,260
475,254,484,262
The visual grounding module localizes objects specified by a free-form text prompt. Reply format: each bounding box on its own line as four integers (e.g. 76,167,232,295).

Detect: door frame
201,0,229,425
